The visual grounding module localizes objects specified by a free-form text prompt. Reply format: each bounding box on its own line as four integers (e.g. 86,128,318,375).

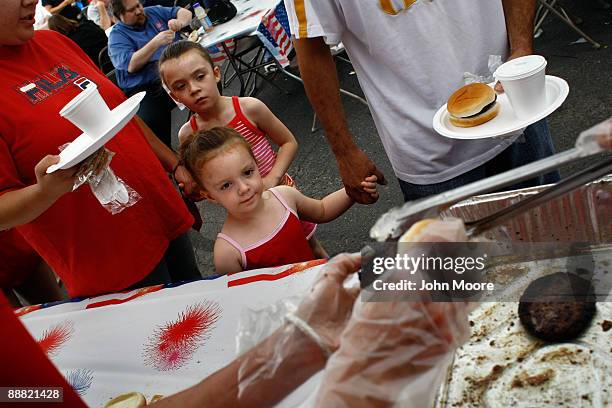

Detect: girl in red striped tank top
159,41,327,257
178,127,379,274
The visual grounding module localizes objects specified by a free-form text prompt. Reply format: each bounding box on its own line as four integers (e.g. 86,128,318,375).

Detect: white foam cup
59,83,112,139
494,55,547,120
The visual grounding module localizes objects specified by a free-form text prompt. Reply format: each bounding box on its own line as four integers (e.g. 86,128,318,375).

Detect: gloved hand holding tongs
371,118,612,241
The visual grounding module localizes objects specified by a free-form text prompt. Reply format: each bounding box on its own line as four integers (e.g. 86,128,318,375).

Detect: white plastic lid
494,55,547,81
60,83,97,117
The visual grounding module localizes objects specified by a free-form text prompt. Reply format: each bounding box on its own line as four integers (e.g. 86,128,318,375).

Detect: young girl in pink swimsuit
159,40,328,257
179,127,378,274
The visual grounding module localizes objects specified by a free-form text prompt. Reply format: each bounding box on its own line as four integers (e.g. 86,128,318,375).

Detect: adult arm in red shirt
134,117,199,197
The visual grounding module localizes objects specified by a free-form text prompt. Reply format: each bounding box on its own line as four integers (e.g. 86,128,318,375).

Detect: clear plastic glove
293,254,362,353
576,117,612,153
236,255,361,402
316,219,471,408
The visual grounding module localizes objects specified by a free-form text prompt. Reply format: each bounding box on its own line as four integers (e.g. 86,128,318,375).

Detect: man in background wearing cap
108,0,191,147
285,0,559,204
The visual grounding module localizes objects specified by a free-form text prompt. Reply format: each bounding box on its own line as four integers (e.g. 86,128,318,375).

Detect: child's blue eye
220,182,231,190
197,74,205,80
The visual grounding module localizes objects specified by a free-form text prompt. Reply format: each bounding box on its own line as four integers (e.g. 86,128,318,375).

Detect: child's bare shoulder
178,121,194,145
239,97,268,116
272,185,299,206
214,236,236,254
214,235,242,272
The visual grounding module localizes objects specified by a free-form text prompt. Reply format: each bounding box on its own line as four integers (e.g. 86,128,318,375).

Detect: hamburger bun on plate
447,83,500,127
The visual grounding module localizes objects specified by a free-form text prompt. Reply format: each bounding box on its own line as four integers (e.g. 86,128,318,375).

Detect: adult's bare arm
95,1,112,31
0,156,77,230
496,0,536,91
294,37,385,204
127,30,174,73
151,324,326,408
135,117,198,196
502,0,536,56
44,0,74,15
167,8,192,32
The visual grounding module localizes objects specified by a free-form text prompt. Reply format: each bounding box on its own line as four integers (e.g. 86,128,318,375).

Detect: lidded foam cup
494,55,547,120
59,83,112,140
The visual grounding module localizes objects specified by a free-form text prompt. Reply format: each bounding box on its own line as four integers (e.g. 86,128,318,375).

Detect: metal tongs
370,118,612,241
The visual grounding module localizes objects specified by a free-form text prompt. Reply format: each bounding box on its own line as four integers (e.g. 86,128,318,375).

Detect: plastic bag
68,146,141,215
463,55,503,85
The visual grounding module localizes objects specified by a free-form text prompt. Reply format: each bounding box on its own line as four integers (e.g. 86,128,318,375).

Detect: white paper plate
433,75,569,140
47,92,146,173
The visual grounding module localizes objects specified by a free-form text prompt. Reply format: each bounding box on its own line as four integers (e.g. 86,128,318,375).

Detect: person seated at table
48,14,108,66
3,221,471,407
178,127,378,274
107,0,192,147
159,40,329,259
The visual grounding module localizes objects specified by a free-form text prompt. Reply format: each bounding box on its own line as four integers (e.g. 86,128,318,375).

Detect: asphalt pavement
177,3,611,275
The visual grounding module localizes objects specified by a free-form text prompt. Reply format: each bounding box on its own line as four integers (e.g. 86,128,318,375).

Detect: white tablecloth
20,261,327,407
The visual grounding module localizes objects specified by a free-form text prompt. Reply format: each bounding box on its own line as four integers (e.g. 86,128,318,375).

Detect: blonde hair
179,127,255,188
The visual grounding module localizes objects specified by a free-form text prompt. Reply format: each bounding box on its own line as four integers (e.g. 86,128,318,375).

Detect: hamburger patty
518,272,596,342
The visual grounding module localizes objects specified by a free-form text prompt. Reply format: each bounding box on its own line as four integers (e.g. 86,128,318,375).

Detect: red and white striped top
189,96,276,177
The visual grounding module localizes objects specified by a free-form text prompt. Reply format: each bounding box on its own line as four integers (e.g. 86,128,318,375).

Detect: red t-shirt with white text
0,31,193,297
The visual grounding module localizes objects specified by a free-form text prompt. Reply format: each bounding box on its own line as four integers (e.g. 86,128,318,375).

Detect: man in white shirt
285,0,559,203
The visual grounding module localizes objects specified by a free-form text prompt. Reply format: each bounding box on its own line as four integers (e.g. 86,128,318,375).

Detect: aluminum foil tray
441,176,611,243
434,177,612,408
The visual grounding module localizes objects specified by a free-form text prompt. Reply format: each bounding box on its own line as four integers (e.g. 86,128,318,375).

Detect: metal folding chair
98,45,116,75
534,0,602,48
255,1,368,131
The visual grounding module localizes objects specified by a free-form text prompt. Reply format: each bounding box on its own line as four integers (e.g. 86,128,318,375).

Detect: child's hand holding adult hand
360,175,379,202
338,147,386,205
34,155,79,200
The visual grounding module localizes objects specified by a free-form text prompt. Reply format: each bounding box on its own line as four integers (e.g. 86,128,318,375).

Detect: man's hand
35,155,79,200
153,30,175,47
167,19,183,32
338,147,386,204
